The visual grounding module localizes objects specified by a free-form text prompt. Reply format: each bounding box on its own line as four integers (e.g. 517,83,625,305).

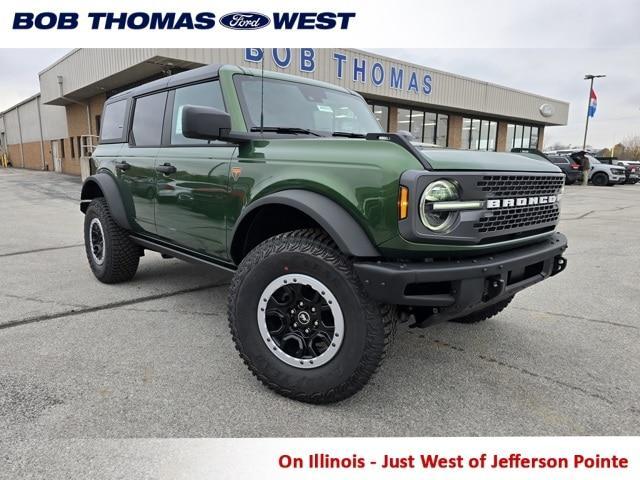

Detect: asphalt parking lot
1,168,639,440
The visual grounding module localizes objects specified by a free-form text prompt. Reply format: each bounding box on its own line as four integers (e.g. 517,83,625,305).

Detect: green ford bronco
81,64,568,403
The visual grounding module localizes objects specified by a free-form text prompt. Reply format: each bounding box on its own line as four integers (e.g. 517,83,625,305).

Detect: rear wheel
84,198,141,284
228,229,396,404
592,172,609,186
450,296,514,324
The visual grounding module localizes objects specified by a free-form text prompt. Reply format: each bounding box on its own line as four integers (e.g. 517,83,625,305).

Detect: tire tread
84,198,140,284
228,228,396,404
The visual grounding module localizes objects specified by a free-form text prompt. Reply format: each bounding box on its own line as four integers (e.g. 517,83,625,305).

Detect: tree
599,148,612,157
620,136,640,161
612,143,625,158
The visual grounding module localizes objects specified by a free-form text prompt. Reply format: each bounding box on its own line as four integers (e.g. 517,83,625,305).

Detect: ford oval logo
219,12,271,30
539,103,555,118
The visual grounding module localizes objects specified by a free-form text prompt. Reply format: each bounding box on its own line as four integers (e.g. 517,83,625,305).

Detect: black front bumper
355,232,568,324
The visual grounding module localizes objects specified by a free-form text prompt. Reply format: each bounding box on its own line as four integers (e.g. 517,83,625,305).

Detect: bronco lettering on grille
487,195,557,209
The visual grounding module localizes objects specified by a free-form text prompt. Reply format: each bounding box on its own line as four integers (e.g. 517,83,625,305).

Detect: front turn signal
398,186,409,220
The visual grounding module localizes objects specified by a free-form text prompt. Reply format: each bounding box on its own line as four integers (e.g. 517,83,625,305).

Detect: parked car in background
614,160,640,184
569,151,626,186
511,148,580,184
547,155,581,185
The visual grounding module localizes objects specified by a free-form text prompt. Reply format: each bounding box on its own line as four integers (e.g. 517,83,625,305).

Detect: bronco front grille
474,203,560,233
473,174,564,235
477,175,564,197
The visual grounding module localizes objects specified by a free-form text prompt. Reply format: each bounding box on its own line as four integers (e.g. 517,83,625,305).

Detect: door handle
114,161,130,171
156,163,177,175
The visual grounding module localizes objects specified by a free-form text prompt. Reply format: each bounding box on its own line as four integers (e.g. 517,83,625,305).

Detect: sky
0,48,638,149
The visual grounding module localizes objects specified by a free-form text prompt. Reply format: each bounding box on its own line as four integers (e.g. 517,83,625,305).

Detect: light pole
582,74,605,185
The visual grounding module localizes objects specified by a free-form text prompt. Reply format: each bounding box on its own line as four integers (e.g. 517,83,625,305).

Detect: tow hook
552,256,568,276
483,276,505,301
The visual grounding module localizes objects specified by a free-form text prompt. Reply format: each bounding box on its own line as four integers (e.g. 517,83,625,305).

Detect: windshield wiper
250,126,321,137
332,131,366,138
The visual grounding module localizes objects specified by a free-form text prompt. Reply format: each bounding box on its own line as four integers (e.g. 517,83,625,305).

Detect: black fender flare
232,189,380,258
80,172,132,231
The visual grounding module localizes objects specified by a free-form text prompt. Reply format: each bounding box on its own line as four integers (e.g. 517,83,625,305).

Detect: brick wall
7,144,22,167
537,127,545,150
496,122,509,152
447,115,463,149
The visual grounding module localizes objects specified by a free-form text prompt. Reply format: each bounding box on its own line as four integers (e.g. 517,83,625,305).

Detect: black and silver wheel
88,217,106,266
592,172,608,186
84,197,141,284
258,274,344,368
228,229,396,404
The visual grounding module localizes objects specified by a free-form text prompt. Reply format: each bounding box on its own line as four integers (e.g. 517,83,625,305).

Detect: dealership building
0,48,569,176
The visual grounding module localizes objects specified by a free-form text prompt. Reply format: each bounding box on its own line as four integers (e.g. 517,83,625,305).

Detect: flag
588,88,597,117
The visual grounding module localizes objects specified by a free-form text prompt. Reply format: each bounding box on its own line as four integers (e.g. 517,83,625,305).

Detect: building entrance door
52,141,62,173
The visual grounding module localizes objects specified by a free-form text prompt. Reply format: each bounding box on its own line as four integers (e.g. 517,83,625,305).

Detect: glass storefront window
488,121,497,151
479,120,489,150
530,126,539,149
461,118,472,150
470,119,481,150
396,108,411,136
522,126,531,148
410,111,424,141
514,125,523,149
370,104,389,131
506,124,515,151
463,117,497,151
389,107,448,146
423,112,437,144
436,114,448,147
508,123,541,150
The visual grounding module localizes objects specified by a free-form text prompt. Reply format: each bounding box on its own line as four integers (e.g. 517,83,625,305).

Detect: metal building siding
39,48,569,125
40,49,160,104
15,99,41,143
4,109,21,145
40,99,69,141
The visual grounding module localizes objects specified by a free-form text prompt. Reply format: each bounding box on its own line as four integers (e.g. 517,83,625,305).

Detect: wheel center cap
297,311,311,325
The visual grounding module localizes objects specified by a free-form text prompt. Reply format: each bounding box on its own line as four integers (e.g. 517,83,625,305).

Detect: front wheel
228,229,396,404
592,172,609,186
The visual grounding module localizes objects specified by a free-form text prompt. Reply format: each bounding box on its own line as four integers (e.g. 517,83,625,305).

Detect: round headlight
420,180,459,231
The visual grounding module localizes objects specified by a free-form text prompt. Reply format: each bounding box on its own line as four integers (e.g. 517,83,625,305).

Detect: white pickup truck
573,153,626,186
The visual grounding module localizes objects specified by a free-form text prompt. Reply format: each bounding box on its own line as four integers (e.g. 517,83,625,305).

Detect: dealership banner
0,0,635,48
8,437,638,479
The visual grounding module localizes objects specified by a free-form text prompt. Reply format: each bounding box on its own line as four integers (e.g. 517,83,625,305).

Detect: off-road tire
592,172,609,186
450,296,514,324
84,197,140,284
228,229,396,404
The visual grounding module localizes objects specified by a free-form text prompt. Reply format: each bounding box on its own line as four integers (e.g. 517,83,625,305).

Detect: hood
416,146,562,173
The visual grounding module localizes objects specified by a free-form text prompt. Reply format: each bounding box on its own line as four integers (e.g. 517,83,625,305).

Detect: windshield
234,75,383,136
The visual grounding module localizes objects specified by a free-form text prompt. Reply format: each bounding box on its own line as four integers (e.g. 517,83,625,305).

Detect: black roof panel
106,64,222,104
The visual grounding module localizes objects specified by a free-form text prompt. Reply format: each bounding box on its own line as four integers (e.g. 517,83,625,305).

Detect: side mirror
181,105,232,141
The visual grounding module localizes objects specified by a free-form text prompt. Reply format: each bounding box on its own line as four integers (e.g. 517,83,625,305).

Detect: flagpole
582,76,594,151
581,74,606,186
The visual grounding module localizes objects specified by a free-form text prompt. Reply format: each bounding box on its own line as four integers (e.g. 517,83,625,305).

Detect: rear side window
551,157,569,164
100,100,127,142
131,92,167,146
171,81,226,145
